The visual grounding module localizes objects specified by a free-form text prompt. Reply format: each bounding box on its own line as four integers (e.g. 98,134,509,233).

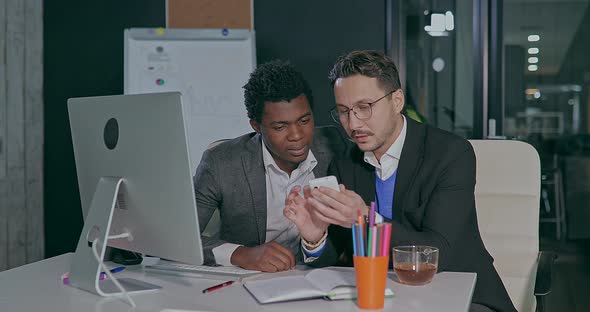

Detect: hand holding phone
308,176,340,192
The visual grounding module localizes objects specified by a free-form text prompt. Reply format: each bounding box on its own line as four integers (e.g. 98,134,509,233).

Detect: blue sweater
375,169,397,219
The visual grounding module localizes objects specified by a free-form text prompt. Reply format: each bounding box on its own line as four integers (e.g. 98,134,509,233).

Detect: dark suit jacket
311,117,516,312
194,127,348,265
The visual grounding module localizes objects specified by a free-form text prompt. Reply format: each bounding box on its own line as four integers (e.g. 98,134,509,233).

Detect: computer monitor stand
68,177,161,296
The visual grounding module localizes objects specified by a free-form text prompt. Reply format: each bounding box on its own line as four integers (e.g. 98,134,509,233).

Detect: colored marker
202,281,235,293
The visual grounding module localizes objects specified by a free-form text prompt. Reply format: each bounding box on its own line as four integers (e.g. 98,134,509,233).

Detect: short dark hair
243,60,313,122
328,50,401,92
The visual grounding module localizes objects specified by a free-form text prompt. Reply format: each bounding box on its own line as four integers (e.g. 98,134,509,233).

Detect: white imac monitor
67,92,203,296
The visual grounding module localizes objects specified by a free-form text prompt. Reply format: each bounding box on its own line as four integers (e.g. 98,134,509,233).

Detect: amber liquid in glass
394,262,437,285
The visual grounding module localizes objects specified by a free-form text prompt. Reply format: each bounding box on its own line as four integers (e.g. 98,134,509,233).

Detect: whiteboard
124,28,256,173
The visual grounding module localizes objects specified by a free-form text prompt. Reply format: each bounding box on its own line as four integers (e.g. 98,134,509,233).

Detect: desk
0,253,476,312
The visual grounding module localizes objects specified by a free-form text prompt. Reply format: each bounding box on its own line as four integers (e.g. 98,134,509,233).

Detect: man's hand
283,185,328,243
308,184,369,228
230,242,295,272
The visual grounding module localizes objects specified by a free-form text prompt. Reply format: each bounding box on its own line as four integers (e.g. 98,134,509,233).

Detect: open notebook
243,268,393,304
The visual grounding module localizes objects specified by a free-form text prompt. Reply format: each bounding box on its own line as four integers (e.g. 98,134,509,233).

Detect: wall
0,0,43,270
43,0,386,257
255,1,386,126
44,0,165,257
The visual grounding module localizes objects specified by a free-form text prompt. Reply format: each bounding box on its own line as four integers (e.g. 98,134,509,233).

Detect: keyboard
144,259,261,278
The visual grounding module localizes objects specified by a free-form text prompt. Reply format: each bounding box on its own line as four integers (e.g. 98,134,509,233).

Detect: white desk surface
0,253,476,312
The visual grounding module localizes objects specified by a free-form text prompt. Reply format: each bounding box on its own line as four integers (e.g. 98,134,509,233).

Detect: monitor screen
68,92,203,266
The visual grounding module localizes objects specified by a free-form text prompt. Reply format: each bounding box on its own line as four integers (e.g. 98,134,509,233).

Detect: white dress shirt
363,115,407,180
212,139,317,266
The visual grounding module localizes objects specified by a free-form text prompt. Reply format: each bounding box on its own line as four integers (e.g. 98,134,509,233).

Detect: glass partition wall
503,0,590,241
391,0,590,240
390,0,477,138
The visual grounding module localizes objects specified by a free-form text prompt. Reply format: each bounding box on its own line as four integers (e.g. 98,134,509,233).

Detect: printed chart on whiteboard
125,28,255,173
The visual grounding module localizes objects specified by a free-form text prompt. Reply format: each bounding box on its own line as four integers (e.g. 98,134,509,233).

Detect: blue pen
352,223,358,256
359,223,365,257
109,266,126,274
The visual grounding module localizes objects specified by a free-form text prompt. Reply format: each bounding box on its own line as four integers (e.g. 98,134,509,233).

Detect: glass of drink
392,246,439,286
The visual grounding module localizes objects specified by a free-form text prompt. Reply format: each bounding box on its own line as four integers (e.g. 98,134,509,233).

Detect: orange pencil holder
353,255,389,310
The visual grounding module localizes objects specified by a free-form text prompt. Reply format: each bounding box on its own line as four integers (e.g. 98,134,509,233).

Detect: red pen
202,281,235,293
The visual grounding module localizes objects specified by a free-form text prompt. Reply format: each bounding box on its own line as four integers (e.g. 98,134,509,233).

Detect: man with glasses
284,50,515,312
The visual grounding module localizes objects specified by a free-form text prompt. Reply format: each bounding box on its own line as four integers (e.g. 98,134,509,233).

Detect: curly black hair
243,60,313,122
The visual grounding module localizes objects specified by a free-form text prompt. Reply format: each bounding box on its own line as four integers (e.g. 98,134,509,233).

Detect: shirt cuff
375,212,384,223
212,243,242,266
302,239,327,263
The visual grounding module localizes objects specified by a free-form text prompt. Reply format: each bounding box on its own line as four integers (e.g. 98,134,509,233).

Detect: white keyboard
144,259,260,277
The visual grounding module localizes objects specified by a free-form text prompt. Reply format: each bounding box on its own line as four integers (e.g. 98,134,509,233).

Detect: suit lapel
393,117,426,221
357,162,376,205
311,133,329,177
350,149,376,205
242,134,267,244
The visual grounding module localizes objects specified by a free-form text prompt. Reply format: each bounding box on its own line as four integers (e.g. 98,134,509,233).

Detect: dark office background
39,1,590,310
43,0,384,258
44,1,164,257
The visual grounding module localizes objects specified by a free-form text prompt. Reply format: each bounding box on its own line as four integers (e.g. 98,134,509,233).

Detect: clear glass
502,0,590,240
392,245,439,286
398,0,475,138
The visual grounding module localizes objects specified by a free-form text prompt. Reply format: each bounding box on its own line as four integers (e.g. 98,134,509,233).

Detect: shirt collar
363,115,407,167
261,137,317,174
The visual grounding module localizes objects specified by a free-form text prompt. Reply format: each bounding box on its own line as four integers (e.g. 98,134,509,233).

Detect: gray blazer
194,127,348,265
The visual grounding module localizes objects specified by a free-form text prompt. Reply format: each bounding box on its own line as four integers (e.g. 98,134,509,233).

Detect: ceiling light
424,13,446,32
528,47,539,54
528,64,538,71
424,11,454,35
528,57,539,64
426,31,449,37
445,11,454,31
528,35,540,42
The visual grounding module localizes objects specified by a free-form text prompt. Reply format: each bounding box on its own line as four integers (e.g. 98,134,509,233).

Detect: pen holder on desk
353,255,389,310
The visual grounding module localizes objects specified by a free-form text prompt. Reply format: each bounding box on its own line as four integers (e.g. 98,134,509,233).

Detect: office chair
469,140,554,312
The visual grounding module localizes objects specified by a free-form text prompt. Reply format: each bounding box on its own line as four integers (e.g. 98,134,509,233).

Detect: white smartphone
309,175,340,192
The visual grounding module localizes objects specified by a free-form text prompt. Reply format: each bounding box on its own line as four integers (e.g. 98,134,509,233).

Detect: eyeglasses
330,89,397,124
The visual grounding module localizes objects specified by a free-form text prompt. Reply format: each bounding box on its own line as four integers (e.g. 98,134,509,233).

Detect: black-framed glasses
329,89,398,124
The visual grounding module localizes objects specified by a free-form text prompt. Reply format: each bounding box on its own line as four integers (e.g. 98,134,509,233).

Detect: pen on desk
202,281,235,293
109,266,126,274
61,266,126,285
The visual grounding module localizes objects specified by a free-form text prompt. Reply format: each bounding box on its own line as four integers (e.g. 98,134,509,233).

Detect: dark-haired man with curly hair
193,60,346,272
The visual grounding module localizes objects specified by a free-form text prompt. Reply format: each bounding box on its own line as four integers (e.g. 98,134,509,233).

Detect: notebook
243,268,394,304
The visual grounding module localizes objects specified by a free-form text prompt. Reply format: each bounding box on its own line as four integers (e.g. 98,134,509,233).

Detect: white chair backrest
469,140,540,312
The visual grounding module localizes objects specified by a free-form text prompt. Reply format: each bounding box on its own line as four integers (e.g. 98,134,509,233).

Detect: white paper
243,268,357,304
